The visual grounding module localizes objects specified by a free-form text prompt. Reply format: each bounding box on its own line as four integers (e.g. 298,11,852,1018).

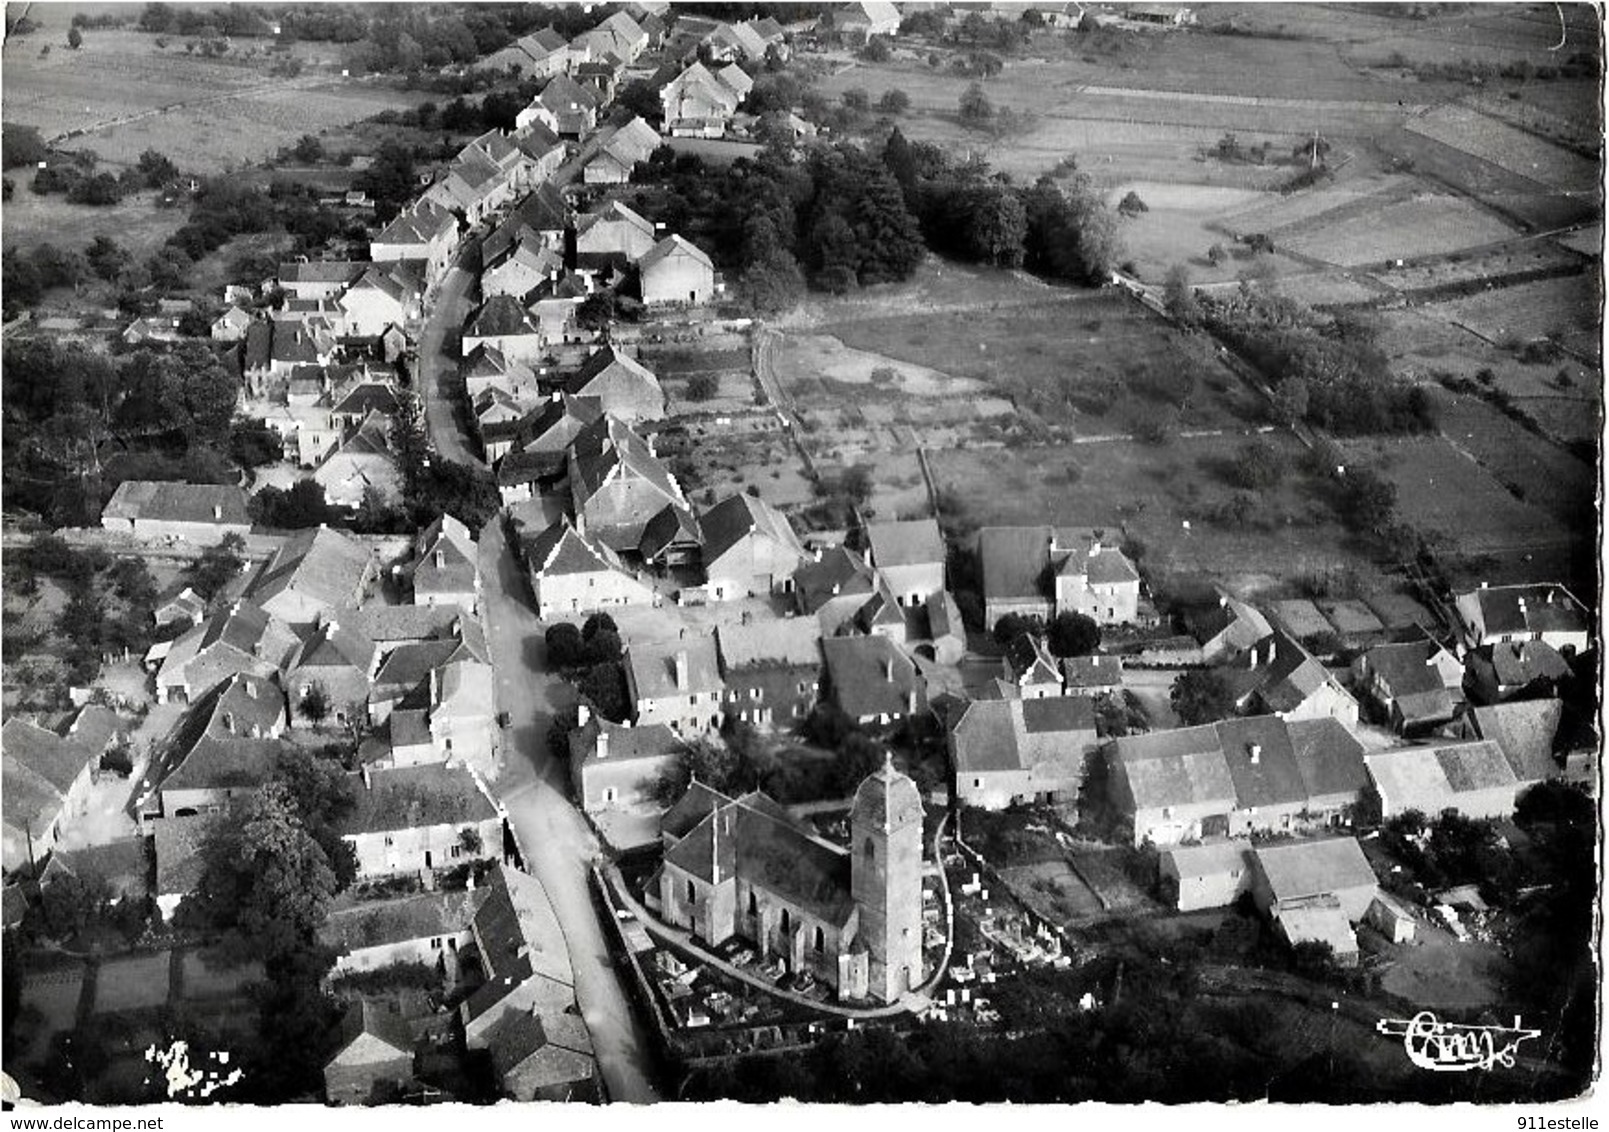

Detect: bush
686,373,718,401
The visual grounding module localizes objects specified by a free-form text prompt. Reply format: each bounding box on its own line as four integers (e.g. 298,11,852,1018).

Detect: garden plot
1407,104,1600,193
1282,192,1518,267
997,860,1105,929
180,950,265,1001
17,964,86,1063
1430,394,1597,527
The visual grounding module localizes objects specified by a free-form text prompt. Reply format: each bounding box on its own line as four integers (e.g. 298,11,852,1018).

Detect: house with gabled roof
949,696,1099,809
653,759,925,1004
139,672,288,821
1186,588,1273,665
699,493,809,600
1252,837,1377,959
1453,582,1591,656
660,61,748,137
999,634,1065,700
639,234,717,306
1364,740,1526,821
564,345,665,424
100,481,251,545
1159,840,1256,912
155,598,300,705
516,73,602,139
339,263,422,339
211,304,254,342
793,545,879,627
574,9,649,64
477,26,574,79
1110,712,1370,848
285,614,379,729
716,618,823,729
249,525,376,629
568,414,690,553
154,585,207,630
835,0,901,41
368,625,485,730
340,763,503,881
822,635,925,726
1466,639,1573,705
463,294,548,363
524,517,656,621
323,998,419,1105
483,237,562,303
637,500,704,570
574,200,658,264
462,343,537,405
978,526,1142,628
2,707,127,874
1228,629,1360,727
864,519,945,607
1352,637,1464,734
426,655,499,773
330,379,402,430
626,630,725,734
370,200,460,286
1061,654,1123,698
279,260,366,302
495,396,605,502
582,116,662,185
314,411,403,512
322,888,485,978
408,514,480,612
569,707,690,814
484,182,571,265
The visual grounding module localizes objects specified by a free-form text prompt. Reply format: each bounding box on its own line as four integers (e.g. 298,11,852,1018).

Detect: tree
186,532,244,599
842,88,871,114
67,26,83,48
993,612,1044,649
544,622,585,668
1337,468,1397,535
1163,264,1201,326
686,373,719,401
1271,377,1309,427
959,82,993,123
575,291,615,330
577,663,630,723
1117,190,1148,216
1047,611,1101,657
231,417,283,468
249,479,333,529
136,148,178,186
1229,439,1282,490
877,89,911,115
291,134,325,164
1171,669,1238,726
861,34,892,62
2,123,49,169
299,682,331,725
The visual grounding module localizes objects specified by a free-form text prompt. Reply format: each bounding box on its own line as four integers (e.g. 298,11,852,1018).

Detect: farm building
1,707,127,875
1351,638,1464,734
567,415,690,553
524,517,655,621
324,999,418,1105
947,696,1099,809
978,526,1141,628
321,889,485,976
822,635,925,726
564,345,666,424
338,763,503,882
638,234,718,306
1226,630,1360,727
1363,741,1527,821
699,492,810,600
865,519,946,607
715,618,824,730
99,481,251,545
833,0,901,42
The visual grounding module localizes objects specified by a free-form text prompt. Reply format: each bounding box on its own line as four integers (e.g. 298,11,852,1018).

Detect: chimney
434,549,445,570
1545,590,1555,605
577,703,591,728
223,712,235,733
813,548,822,562
907,689,918,714
674,649,689,690
1219,593,1228,608
1249,744,1261,765
596,727,609,759
361,764,372,789
1480,581,1488,590
212,504,223,520
882,656,894,681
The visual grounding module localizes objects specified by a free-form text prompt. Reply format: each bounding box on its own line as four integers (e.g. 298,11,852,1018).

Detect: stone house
564,345,665,424
715,618,823,729
948,696,1098,809
339,764,503,881
821,635,925,726
1453,582,1592,656
524,518,656,620
568,415,690,553
284,616,379,730
1,707,126,874
699,493,809,600
408,514,480,612
1159,840,1255,913
321,889,485,976
625,631,725,734
639,234,717,306
154,599,300,706
568,708,689,813
100,481,251,545
323,999,417,1106
864,519,946,607
1351,637,1464,734
978,526,1141,628
248,525,376,629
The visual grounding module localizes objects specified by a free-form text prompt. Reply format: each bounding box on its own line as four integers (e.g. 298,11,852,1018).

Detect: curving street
415,254,483,470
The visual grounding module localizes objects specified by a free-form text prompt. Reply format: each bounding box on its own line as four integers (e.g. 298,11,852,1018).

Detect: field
929,432,1396,596
1,186,188,259
1334,431,1575,560
1279,190,1518,267
810,293,1266,436
2,28,424,172
1406,104,1600,193
1428,393,1597,528
1432,272,1602,351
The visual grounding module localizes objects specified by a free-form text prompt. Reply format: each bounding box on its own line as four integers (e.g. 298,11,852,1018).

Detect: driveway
477,516,661,1102
415,257,483,470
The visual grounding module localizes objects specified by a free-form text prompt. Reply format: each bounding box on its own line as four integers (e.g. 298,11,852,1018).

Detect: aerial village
1,0,1600,1109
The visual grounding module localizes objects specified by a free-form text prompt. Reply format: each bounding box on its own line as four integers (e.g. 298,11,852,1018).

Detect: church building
652,757,924,1004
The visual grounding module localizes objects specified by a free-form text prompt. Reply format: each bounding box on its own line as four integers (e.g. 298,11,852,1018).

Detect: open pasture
1428,393,1596,528
1376,124,1596,232
1,185,186,258
929,433,1395,592
62,80,429,173
1334,431,1573,557
816,294,1265,436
